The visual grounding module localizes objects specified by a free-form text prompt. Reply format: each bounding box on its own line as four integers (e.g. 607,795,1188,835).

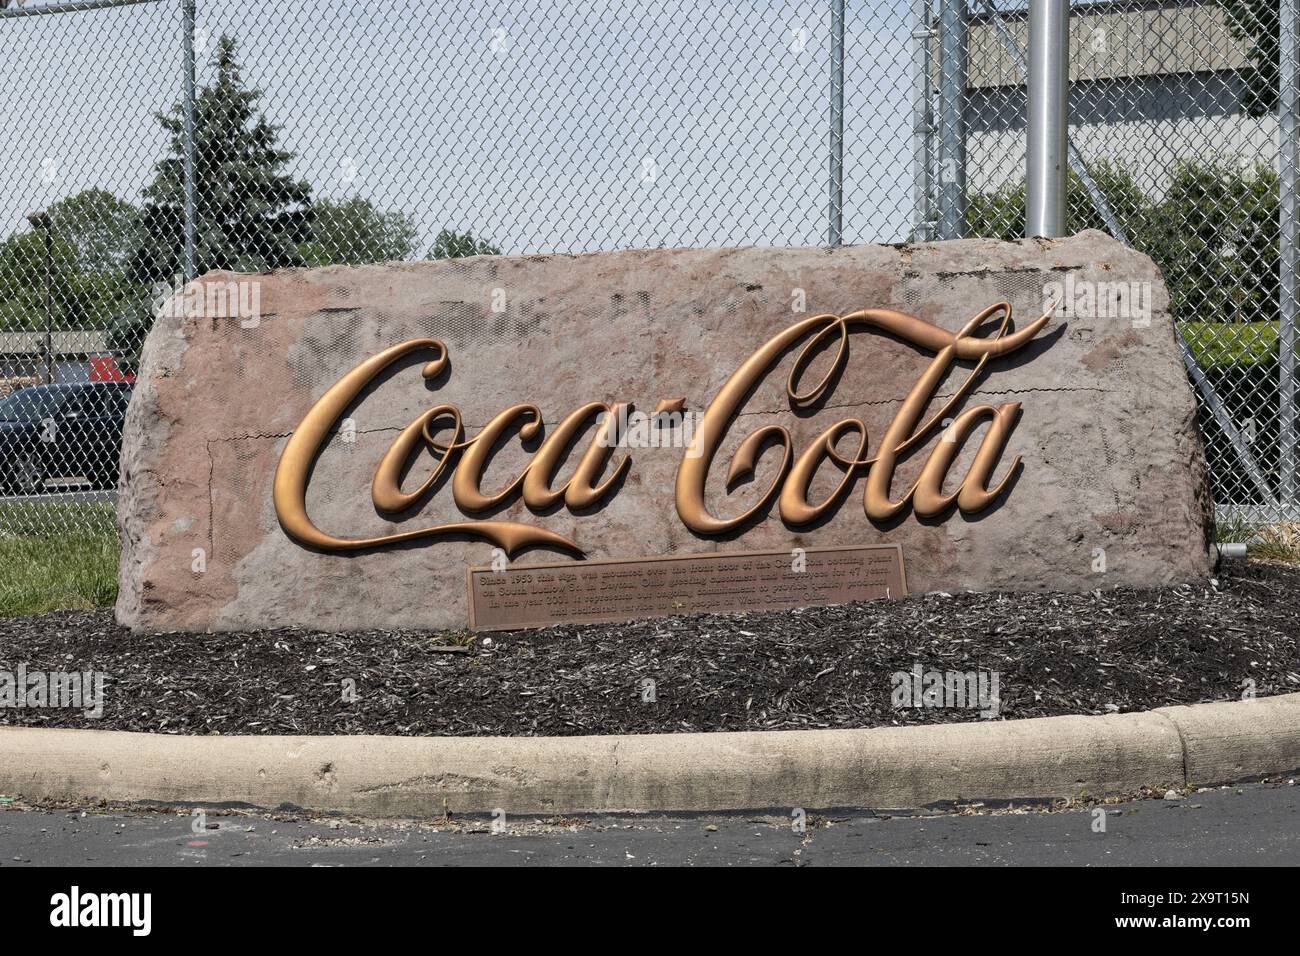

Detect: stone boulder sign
116,231,1213,632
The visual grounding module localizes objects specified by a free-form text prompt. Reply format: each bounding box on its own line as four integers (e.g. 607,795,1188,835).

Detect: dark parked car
0,381,133,494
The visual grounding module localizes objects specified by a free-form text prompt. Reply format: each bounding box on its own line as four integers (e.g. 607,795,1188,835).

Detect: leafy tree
0,189,144,332
1219,0,1278,116
0,231,78,331
965,159,1151,248
48,188,142,274
427,228,501,260
299,197,418,266
129,34,312,284
965,159,1279,326
1145,161,1278,324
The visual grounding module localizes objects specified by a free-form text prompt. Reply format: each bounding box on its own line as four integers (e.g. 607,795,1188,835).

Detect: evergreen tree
129,34,312,284
114,35,311,370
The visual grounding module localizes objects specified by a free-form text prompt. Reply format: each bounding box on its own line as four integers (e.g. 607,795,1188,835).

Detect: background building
0,330,127,396
959,0,1274,197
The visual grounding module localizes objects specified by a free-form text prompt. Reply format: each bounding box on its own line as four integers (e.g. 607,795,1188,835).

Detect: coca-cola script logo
274,302,1052,556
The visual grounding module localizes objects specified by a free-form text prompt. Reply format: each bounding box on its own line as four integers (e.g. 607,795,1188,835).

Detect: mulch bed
1,561,1298,737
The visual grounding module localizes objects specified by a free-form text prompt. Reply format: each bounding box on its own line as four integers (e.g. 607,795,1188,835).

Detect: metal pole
43,224,53,384
25,211,53,382
1025,0,1068,238
937,0,966,239
828,0,845,246
980,0,1123,242
182,0,197,282
1280,0,1298,504
911,0,935,241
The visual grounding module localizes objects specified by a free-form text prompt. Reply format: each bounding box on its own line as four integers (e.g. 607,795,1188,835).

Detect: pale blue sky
1,0,922,256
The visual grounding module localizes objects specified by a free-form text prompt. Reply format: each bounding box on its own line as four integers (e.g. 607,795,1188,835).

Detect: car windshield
0,387,72,423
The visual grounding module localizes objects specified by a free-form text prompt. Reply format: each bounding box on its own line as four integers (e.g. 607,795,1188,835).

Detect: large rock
116,231,1213,632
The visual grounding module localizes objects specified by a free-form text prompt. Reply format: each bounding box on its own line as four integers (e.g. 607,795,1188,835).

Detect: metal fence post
912,0,935,242
1026,0,1068,238
828,0,845,246
937,0,966,239
42,218,53,382
1281,0,1298,503
182,0,197,282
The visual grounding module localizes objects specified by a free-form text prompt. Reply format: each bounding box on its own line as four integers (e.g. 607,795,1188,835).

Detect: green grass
0,534,118,617
1216,515,1300,562
1179,320,1279,368
0,500,115,537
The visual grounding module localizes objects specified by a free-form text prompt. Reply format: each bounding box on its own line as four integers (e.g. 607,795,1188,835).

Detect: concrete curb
1,694,1297,816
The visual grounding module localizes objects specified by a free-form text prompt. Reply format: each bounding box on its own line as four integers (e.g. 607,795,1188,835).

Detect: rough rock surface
116,231,1213,632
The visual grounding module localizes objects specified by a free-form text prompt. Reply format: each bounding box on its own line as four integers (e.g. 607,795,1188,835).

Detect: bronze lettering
675,302,1050,532
452,402,542,513
521,401,631,510
272,339,581,556
274,302,1051,554
371,404,462,514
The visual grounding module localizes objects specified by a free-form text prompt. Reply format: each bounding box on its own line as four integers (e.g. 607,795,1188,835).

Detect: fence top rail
0,0,162,21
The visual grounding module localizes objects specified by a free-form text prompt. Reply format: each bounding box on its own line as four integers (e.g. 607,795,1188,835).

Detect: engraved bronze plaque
466,544,906,631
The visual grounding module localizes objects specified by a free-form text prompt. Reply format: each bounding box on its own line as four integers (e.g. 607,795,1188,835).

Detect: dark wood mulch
1,561,1297,737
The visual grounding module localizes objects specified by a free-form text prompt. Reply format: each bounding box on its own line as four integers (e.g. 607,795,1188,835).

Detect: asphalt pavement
0,778,1295,866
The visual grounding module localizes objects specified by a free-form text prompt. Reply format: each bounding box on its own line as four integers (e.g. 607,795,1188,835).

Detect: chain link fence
0,0,1293,547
